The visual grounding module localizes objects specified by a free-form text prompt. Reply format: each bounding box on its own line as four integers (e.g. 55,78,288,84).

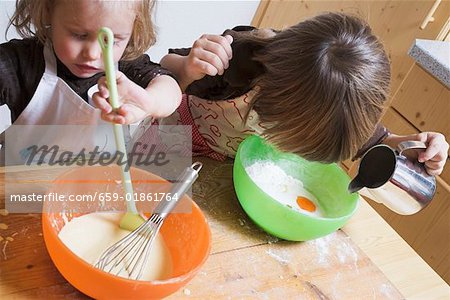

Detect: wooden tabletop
0,158,448,299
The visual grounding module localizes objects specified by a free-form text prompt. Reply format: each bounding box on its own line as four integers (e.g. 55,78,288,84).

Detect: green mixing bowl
233,135,359,241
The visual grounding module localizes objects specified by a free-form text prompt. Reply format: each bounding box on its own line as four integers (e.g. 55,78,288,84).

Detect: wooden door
391,64,450,146
377,108,450,283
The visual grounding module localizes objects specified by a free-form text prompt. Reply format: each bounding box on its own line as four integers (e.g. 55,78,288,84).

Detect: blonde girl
0,0,181,164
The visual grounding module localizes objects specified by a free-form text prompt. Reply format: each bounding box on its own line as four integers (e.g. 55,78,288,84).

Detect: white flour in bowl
245,160,324,217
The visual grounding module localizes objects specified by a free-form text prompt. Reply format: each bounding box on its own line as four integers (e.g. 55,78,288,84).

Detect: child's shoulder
221,25,257,39
1,37,44,61
228,25,257,32
1,37,43,49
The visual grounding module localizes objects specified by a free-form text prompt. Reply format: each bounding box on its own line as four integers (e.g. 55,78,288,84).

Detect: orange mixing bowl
42,165,211,299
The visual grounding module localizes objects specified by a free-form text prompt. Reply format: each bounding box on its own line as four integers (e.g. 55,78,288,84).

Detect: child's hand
384,132,449,176
92,71,156,124
183,34,233,81
159,34,233,91
414,132,449,176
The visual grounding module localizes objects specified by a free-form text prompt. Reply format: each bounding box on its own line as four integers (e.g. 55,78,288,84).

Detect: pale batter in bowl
58,212,173,281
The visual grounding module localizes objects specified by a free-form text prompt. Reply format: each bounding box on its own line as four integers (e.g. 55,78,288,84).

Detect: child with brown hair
139,12,447,175
0,0,181,164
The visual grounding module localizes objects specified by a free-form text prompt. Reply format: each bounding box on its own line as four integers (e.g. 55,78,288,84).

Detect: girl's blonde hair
8,0,156,60
235,12,390,163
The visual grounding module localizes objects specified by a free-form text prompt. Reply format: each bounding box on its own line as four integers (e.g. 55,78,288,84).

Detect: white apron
0,43,116,165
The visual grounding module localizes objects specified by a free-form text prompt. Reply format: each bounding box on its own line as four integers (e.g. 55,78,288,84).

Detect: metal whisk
95,162,202,280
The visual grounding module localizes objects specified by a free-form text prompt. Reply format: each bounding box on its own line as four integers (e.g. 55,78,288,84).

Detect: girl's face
50,0,136,78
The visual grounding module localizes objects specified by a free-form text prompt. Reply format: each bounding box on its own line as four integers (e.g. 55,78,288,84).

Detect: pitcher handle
397,141,427,156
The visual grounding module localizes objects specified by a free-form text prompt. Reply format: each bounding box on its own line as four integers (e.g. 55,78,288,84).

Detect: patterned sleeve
119,54,176,89
352,124,391,160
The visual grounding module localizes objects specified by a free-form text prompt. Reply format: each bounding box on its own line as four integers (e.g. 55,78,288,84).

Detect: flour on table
245,161,324,217
58,212,172,281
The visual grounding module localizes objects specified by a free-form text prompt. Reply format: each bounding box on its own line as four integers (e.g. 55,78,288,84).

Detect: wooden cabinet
390,63,450,186
252,0,450,283
380,108,450,283
253,0,450,99
391,64,450,147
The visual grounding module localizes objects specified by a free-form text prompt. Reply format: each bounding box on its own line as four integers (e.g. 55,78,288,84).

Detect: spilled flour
308,232,360,277
265,248,290,265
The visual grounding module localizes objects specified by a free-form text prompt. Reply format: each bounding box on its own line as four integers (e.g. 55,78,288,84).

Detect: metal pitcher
348,141,436,215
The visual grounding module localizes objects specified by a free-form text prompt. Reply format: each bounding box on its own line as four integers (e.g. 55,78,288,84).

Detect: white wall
149,1,260,61
0,0,260,130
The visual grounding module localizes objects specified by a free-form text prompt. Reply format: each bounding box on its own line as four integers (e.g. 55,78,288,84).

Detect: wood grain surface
0,158,410,299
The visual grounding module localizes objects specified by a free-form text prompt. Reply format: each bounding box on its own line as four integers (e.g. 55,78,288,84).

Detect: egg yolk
296,196,316,212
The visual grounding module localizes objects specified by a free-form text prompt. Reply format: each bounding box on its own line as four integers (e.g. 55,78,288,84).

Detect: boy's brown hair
242,12,390,163
7,0,156,60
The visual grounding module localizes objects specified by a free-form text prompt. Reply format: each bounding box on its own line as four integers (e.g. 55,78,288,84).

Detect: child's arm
383,132,448,176
160,34,233,91
92,72,181,124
